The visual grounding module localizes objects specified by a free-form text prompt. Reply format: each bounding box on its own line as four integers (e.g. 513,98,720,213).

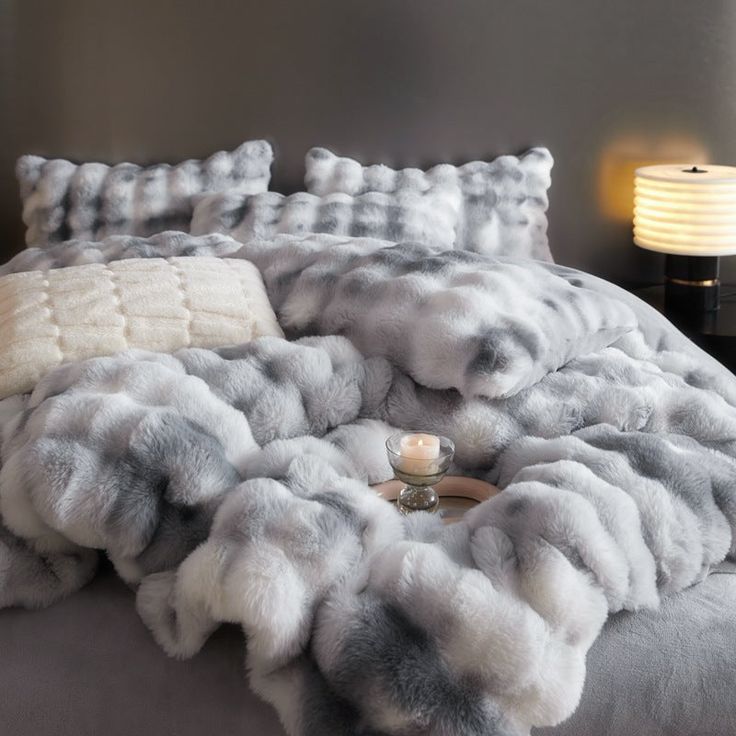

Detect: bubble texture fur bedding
16,140,273,246
240,235,634,398
190,188,461,249
305,146,554,261
2,232,736,736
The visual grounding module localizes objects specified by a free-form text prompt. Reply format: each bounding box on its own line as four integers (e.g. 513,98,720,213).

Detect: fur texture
0,335,393,585
305,146,554,261
190,188,461,249
0,256,282,398
16,141,273,246
0,231,245,277
240,234,635,398
2,234,736,735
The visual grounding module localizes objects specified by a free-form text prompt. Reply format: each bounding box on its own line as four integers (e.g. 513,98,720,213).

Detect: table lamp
633,164,736,312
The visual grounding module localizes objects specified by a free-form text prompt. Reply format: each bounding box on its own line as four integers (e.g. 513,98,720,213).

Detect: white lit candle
399,433,441,476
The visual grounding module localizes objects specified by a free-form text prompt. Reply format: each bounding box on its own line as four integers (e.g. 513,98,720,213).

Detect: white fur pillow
304,147,554,261
240,235,636,399
16,141,274,247
190,188,461,248
0,257,283,398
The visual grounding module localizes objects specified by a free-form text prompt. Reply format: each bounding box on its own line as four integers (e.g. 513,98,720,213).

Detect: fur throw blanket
2,233,736,735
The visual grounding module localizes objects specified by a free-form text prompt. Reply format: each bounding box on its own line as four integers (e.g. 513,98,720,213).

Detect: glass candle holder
385,432,455,514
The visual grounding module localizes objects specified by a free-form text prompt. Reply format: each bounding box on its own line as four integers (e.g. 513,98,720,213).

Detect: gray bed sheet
1,565,735,736
540,562,736,736
0,566,284,735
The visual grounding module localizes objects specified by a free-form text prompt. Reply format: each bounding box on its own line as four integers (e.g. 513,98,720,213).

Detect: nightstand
634,284,736,372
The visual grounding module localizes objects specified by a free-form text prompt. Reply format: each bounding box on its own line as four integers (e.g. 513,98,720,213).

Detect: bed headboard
3,0,736,283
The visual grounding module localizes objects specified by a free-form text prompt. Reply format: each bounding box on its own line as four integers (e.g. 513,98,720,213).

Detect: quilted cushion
0,257,283,398
304,146,554,261
190,188,461,248
16,140,274,247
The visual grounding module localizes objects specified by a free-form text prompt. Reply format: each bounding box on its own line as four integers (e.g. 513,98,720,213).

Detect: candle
399,433,440,476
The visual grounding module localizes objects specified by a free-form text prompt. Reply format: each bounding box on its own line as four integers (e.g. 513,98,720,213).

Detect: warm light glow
633,165,736,256
597,134,709,223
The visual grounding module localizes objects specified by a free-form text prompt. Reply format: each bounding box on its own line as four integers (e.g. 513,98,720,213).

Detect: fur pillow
0,256,283,398
304,146,554,261
16,140,274,247
190,189,461,248
240,234,636,399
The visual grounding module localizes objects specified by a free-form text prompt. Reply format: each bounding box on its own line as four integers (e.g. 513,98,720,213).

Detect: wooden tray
371,476,499,523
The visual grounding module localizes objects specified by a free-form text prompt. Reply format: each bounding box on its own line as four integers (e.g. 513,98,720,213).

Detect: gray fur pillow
190,188,461,248
241,235,636,399
304,146,554,261
16,140,273,247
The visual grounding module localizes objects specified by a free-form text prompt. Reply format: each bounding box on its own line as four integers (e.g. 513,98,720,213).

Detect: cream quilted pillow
0,257,283,398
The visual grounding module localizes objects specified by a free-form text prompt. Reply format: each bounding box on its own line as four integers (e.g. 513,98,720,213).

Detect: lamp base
664,255,720,313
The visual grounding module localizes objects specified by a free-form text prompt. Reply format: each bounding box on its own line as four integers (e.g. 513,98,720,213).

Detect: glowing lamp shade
634,164,736,256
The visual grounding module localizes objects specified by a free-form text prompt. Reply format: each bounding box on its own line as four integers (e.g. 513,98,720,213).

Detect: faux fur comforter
2,232,736,736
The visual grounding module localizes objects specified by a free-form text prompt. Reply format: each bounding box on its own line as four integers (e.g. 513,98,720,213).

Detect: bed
2,562,735,736
2,139,736,736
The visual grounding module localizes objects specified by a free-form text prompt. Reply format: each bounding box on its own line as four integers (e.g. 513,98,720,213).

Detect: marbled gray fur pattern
2,233,736,734
240,234,636,399
190,186,461,249
0,231,245,277
16,140,273,246
305,146,554,261
0,523,98,609
0,335,393,587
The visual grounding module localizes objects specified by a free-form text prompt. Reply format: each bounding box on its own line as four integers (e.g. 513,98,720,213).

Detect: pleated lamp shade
634,164,736,256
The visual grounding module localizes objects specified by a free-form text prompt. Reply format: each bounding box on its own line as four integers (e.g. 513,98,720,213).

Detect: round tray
371,476,499,523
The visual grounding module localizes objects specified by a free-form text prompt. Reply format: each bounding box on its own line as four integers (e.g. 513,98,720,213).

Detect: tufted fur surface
0,256,282,398
240,234,635,398
190,187,462,249
2,234,736,734
305,146,554,260
16,140,273,246
0,335,394,588
14,231,632,400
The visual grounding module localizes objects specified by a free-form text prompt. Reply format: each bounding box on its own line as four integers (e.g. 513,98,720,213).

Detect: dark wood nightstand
634,285,736,372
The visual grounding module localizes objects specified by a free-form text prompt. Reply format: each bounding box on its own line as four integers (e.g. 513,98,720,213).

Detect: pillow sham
239,234,636,399
304,146,554,261
190,188,461,248
16,140,274,247
0,257,282,399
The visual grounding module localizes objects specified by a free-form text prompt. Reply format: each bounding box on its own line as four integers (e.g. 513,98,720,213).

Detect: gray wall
2,0,736,284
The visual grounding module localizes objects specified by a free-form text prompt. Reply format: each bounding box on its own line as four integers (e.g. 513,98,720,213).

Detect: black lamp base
664,255,720,313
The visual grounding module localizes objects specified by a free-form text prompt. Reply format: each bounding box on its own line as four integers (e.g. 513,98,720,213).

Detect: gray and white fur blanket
2,231,736,736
